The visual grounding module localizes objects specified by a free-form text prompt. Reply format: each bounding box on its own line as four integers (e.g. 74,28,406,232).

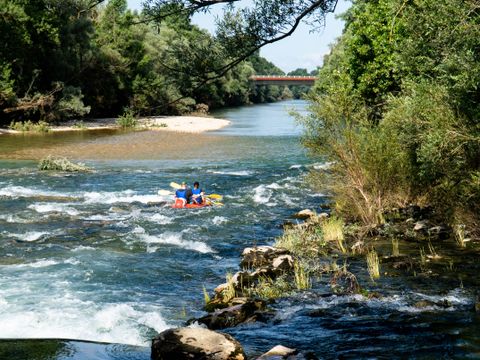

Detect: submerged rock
151,327,245,360
256,345,297,359
256,345,318,360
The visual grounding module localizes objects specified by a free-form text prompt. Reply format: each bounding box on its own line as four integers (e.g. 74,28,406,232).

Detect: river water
1,100,479,359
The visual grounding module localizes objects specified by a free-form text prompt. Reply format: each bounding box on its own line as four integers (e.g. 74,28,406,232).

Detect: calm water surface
0,100,479,359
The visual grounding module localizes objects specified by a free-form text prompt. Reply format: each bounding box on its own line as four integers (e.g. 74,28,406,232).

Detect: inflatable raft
171,198,212,209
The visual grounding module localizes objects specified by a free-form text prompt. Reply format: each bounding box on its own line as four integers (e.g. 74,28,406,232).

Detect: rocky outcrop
241,246,290,269
151,327,245,360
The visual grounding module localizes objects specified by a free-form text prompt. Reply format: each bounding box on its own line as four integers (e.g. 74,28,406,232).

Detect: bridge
249,75,316,86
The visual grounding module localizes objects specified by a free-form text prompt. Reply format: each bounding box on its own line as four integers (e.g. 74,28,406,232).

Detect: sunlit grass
294,261,311,290
454,224,468,248
392,239,400,257
366,250,380,280
322,216,346,253
202,285,210,305
249,275,292,299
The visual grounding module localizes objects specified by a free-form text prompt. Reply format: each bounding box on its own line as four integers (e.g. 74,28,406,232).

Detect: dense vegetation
0,0,289,126
304,0,480,232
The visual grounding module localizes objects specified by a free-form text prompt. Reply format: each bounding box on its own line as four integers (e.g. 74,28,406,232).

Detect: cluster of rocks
151,245,314,360
193,246,295,329
151,327,316,360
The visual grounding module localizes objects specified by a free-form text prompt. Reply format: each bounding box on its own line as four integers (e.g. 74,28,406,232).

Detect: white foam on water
0,300,169,346
83,190,164,205
0,214,35,224
28,203,80,216
0,185,66,199
4,259,60,269
253,185,272,204
289,164,303,169
209,170,254,176
71,245,96,252
139,232,214,254
8,231,49,242
212,216,228,225
147,213,173,225
266,182,282,190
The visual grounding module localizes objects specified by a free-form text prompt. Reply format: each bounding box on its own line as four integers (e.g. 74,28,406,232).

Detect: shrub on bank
9,120,50,133
116,109,138,129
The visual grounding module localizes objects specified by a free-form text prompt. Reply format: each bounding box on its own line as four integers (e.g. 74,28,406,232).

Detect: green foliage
9,120,50,133
38,155,91,172
275,226,326,258
0,0,286,125
307,0,480,226
116,109,138,129
53,85,91,120
249,275,293,299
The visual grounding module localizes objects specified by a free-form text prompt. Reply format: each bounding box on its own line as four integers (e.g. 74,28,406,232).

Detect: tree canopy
304,0,480,228
0,0,296,124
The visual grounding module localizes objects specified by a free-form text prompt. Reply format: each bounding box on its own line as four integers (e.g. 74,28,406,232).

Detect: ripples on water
0,101,479,359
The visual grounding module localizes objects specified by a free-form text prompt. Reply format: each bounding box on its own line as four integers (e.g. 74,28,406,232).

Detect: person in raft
174,182,188,207
191,181,204,205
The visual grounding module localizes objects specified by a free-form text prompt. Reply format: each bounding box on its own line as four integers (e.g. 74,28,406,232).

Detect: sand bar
0,115,231,135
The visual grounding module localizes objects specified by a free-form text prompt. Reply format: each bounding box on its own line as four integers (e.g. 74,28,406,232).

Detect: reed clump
366,250,380,280
322,216,346,253
38,155,91,172
294,261,311,290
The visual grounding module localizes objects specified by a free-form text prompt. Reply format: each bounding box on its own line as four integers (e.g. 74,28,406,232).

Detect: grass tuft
322,216,346,253
294,261,312,290
392,239,400,257
366,250,380,280
249,275,292,299
202,285,211,305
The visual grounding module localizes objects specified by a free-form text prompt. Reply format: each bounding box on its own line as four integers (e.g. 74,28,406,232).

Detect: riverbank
0,115,231,135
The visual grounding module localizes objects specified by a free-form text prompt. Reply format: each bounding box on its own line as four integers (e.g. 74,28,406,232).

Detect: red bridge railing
249,75,316,86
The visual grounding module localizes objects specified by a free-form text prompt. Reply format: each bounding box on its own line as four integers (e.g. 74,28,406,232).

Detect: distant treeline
303,0,480,228
0,0,311,125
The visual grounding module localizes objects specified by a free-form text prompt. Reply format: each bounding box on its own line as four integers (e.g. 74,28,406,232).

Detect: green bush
9,120,50,133
301,90,411,225
116,109,138,129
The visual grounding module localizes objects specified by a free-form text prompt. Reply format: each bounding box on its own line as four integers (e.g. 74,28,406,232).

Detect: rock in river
152,327,245,360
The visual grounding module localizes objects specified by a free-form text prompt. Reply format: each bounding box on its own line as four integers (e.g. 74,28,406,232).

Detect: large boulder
151,327,245,360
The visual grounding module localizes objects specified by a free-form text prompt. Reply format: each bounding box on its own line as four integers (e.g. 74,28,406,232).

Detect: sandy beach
0,115,231,135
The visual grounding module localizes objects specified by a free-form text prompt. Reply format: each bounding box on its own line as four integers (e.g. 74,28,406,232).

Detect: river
0,100,479,359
